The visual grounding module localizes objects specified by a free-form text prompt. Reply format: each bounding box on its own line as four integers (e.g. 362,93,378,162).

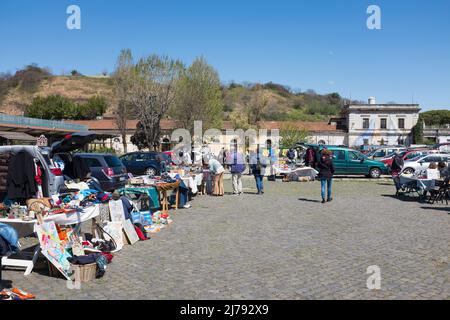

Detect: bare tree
112,49,135,153
246,85,269,128
129,55,184,150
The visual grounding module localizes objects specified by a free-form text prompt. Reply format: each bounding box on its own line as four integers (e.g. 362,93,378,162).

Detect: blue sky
0,0,449,111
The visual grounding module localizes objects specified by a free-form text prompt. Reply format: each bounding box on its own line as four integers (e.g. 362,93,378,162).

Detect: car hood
50,132,99,155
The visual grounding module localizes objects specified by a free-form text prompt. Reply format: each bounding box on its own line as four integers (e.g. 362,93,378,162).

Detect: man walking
227,146,246,195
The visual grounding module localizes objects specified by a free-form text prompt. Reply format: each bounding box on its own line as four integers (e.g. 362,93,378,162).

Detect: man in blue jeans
316,149,335,203
250,147,267,195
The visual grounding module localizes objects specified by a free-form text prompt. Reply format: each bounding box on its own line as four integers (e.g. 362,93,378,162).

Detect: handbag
93,222,117,253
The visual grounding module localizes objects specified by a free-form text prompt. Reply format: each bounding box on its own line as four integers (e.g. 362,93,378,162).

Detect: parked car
367,147,407,160
0,132,100,196
380,149,431,167
0,145,62,197
73,153,128,191
328,147,389,178
299,144,389,178
119,151,168,176
402,154,450,174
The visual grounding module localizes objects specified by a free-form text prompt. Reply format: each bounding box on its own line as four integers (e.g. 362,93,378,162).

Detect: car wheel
403,168,415,175
145,167,157,176
369,167,382,179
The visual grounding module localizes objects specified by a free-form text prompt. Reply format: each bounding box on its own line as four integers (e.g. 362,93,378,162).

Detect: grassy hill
0,66,116,116
0,65,353,121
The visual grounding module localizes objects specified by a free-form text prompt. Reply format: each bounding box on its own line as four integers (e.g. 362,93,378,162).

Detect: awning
0,131,36,141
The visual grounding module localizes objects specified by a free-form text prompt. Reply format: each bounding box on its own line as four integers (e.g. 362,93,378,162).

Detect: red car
380,149,431,167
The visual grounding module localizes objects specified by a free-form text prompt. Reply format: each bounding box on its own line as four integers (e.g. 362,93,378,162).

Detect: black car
74,153,128,191
119,152,168,176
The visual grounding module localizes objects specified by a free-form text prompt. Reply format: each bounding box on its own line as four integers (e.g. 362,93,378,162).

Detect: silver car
0,145,64,196
0,132,100,196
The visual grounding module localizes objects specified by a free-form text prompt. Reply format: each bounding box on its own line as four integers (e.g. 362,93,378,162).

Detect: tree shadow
298,198,322,203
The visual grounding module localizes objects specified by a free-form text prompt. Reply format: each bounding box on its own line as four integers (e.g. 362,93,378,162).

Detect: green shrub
25,95,107,120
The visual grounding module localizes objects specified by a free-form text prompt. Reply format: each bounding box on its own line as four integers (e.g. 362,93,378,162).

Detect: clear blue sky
1,0,449,111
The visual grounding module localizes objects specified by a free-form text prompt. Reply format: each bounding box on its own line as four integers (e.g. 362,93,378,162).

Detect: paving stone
2,179,449,299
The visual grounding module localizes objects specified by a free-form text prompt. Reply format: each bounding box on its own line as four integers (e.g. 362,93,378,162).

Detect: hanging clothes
0,152,13,193
6,151,38,201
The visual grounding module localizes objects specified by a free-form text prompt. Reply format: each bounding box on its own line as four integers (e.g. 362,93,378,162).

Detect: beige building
68,119,345,155
68,98,428,154
343,97,421,147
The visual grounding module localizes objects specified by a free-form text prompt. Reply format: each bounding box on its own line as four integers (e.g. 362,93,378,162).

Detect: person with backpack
250,146,267,195
227,146,246,195
317,149,335,203
391,152,404,195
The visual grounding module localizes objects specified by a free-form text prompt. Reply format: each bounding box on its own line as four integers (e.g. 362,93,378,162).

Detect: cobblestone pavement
2,179,449,300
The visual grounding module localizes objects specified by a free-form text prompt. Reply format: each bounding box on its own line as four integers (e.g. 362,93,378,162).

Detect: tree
413,119,424,144
24,95,107,120
279,123,309,149
245,85,269,127
112,49,136,153
170,56,223,134
420,110,450,127
129,54,183,150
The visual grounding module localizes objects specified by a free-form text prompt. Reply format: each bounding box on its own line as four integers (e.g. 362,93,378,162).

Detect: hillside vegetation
0,65,353,121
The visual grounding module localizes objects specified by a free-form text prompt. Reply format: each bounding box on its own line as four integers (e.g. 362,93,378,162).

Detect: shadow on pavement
298,198,322,203
420,206,450,213
381,194,423,202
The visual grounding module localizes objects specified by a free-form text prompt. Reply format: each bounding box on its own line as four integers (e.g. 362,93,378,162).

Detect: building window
363,118,370,129
380,118,387,129
398,118,405,129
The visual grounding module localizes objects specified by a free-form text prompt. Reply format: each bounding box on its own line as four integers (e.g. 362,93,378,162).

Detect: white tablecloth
168,172,203,194
0,204,100,237
273,166,318,178
44,204,100,225
399,176,436,191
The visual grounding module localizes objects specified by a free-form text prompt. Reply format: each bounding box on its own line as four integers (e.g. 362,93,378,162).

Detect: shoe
183,203,191,209
261,191,264,194
322,199,326,204
327,198,333,202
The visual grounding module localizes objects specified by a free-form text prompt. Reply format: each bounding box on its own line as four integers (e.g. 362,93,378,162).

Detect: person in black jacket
391,153,404,195
317,149,335,203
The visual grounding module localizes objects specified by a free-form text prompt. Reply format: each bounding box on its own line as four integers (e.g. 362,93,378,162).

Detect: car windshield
104,155,122,167
409,155,424,162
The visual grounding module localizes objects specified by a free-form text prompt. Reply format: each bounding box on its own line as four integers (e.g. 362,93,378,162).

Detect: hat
112,191,121,200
